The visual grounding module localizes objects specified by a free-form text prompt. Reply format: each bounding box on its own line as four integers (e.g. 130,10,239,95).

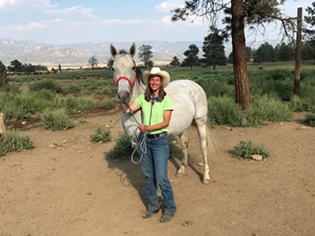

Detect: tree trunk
231,0,250,110
294,7,302,96
0,113,6,136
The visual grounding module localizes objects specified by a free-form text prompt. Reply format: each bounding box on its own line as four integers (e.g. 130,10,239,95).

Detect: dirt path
1,108,315,236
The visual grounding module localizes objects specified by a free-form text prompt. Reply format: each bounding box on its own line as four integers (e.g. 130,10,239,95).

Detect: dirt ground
1,105,315,236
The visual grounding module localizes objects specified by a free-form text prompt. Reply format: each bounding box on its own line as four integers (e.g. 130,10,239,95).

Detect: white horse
110,43,215,184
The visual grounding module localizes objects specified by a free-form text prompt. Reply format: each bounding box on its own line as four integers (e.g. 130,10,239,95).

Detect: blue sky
0,0,312,45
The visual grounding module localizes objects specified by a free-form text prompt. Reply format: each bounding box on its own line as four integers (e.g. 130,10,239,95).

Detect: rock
78,150,82,153
63,140,67,143
22,121,27,125
182,220,193,226
197,162,204,167
301,126,312,130
105,124,110,128
252,155,263,161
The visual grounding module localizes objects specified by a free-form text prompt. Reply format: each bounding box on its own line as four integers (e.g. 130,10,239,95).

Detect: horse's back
165,80,208,136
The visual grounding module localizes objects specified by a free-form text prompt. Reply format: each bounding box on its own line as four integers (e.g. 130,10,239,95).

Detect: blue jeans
140,134,177,215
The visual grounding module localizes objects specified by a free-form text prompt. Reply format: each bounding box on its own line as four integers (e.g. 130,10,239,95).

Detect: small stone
57,147,61,150
197,162,204,167
78,150,82,153
172,141,176,144
22,121,27,125
301,126,312,130
63,140,67,143
280,122,284,125
182,220,193,226
252,155,263,161
226,127,230,130
105,124,110,128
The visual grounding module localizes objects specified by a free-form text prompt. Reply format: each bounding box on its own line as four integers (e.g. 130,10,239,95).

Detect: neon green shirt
135,94,173,134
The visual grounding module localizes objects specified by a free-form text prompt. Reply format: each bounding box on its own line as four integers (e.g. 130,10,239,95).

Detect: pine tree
182,44,200,70
172,0,297,110
138,45,154,70
170,56,180,67
202,29,226,70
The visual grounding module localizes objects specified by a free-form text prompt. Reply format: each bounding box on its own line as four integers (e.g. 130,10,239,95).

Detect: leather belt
146,132,167,139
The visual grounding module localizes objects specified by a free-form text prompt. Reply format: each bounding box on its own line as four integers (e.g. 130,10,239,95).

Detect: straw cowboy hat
142,67,170,88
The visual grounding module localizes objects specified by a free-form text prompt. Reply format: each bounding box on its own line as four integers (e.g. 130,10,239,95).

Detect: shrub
305,113,315,127
29,79,64,93
101,97,116,109
41,109,75,131
76,97,96,111
246,94,293,126
208,96,243,127
64,95,77,112
96,86,115,95
106,132,134,161
0,84,21,93
233,140,270,159
0,129,33,155
90,126,111,143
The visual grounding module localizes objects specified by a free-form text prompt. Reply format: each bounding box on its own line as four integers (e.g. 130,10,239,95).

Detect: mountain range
0,38,279,67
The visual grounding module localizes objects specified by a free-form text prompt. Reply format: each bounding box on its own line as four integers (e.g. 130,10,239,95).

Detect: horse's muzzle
117,90,131,104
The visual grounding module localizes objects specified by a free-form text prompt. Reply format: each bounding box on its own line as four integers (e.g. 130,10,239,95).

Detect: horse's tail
206,125,219,154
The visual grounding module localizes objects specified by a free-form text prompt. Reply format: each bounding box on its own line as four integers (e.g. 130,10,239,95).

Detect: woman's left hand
139,123,149,133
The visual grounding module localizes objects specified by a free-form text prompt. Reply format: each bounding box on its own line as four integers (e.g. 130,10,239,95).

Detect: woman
120,67,176,223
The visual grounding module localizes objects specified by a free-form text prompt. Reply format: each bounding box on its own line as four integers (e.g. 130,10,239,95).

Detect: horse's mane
118,49,128,55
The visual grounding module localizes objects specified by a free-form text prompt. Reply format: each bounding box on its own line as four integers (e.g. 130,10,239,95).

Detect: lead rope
113,105,147,164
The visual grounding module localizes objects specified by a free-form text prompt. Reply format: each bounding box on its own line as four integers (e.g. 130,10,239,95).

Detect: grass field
1,61,315,127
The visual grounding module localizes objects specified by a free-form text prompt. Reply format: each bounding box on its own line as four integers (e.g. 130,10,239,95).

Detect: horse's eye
132,66,135,70
111,67,115,71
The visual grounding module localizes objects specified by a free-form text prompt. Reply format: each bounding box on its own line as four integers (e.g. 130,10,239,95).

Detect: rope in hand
113,104,147,164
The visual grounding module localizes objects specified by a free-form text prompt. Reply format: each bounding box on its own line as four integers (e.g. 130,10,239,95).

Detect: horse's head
110,43,137,105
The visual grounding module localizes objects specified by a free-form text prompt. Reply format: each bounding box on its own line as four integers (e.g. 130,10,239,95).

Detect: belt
146,132,167,139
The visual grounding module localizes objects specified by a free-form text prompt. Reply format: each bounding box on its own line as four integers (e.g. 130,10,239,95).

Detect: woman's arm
120,101,140,114
139,110,172,133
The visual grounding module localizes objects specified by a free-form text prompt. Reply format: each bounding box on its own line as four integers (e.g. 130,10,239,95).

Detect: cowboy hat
142,67,170,88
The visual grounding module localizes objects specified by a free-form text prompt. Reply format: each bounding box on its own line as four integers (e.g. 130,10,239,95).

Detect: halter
113,61,137,94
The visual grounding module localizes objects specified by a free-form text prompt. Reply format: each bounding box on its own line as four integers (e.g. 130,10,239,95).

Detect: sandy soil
1,106,315,236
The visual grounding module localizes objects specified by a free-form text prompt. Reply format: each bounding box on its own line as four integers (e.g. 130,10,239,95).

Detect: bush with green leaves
76,97,96,111
233,140,270,159
208,96,243,127
28,79,64,93
90,126,111,143
0,129,33,156
245,94,293,126
106,132,134,161
305,113,315,127
41,109,75,131
101,97,116,109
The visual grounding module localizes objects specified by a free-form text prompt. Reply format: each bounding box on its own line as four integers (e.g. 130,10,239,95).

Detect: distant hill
0,38,280,67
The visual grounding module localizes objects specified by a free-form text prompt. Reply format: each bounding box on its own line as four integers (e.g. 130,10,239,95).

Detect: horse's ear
129,43,136,58
110,44,117,58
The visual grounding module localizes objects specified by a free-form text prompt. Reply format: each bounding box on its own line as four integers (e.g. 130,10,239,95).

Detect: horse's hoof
202,178,211,185
176,172,186,178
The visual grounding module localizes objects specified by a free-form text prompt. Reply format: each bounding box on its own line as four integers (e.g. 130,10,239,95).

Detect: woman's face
149,75,162,92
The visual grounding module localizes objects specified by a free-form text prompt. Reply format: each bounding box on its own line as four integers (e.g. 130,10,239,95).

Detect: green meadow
1,61,315,127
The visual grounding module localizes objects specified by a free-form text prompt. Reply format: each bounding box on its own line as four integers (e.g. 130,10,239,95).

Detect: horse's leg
195,117,210,184
176,131,189,177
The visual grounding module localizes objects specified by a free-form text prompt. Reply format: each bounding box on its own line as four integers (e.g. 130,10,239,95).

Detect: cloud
43,5,99,21
155,0,184,13
0,0,57,11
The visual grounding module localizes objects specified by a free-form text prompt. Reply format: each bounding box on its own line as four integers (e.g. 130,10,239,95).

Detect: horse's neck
130,76,145,103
